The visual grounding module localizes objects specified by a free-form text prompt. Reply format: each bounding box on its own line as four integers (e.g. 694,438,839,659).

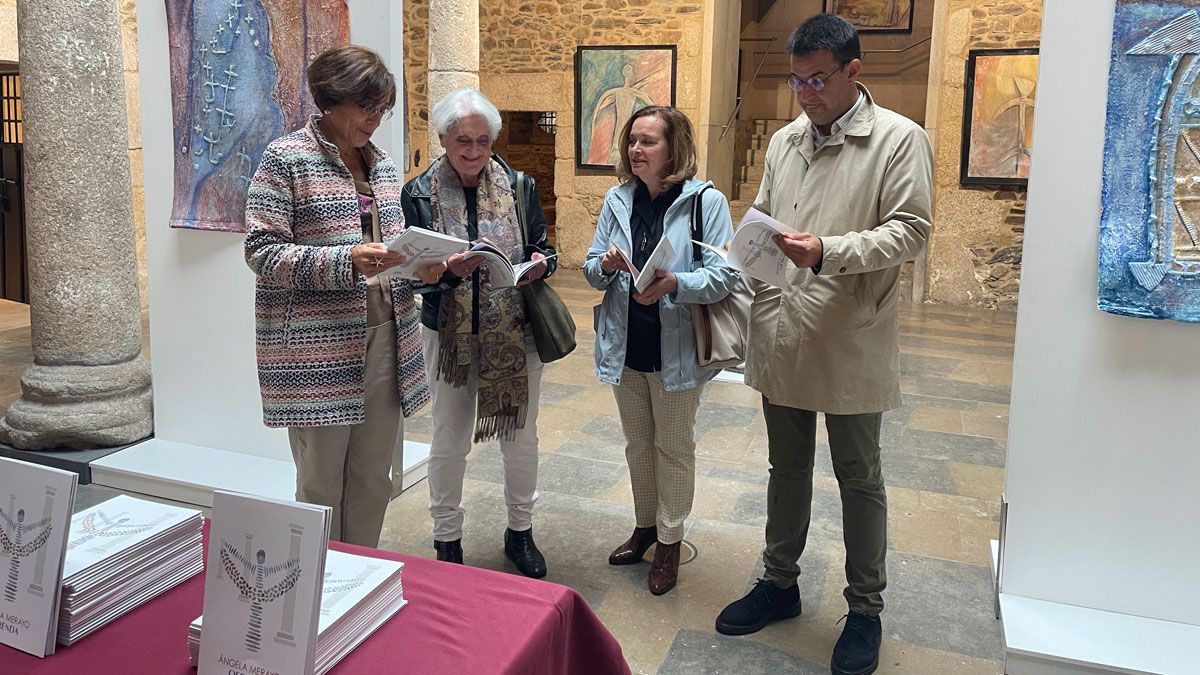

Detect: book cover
198,491,330,675
0,457,77,657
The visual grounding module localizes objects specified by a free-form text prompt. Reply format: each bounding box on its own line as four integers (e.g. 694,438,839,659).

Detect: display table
3,524,630,674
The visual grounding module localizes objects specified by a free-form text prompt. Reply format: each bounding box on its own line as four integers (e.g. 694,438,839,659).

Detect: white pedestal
91,439,430,508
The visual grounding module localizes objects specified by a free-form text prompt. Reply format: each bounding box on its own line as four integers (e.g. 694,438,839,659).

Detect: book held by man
692,207,799,288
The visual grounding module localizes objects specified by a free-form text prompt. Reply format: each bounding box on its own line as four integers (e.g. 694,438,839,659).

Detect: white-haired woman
401,88,557,578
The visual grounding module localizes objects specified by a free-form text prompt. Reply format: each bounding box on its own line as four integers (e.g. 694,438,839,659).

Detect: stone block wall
923,0,1042,309
404,0,715,268
738,0,935,127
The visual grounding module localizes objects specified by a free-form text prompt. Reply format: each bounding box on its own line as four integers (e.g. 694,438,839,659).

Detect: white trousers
421,326,544,541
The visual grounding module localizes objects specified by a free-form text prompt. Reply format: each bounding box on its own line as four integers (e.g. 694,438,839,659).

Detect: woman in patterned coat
244,46,439,548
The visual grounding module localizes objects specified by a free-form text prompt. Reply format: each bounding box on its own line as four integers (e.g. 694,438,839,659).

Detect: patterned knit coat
245,117,430,427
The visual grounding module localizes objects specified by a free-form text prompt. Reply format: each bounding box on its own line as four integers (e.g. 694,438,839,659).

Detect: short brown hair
307,45,397,111
615,106,698,189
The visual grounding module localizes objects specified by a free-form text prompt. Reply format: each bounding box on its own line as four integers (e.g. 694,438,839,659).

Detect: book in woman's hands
379,228,470,280
617,236,677,293
692,207,798,288
461,241,559,288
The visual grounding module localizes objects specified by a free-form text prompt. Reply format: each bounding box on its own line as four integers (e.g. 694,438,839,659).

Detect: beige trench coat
744,85,933,415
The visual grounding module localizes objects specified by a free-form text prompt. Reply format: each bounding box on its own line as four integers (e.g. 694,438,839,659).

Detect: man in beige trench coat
714,14,932,675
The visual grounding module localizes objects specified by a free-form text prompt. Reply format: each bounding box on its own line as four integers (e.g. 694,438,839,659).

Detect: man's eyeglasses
358,103,394,121
785,65,844,93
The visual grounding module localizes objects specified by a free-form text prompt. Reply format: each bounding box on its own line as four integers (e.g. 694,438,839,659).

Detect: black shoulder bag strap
514,170,529,250
690,185,712,268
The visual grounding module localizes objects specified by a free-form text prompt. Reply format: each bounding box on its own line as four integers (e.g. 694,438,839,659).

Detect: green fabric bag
514,172,577,362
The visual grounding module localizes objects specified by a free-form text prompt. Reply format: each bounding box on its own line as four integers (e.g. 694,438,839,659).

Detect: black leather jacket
401,153,557,331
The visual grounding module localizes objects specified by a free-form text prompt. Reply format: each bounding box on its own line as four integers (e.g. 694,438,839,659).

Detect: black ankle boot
433,539,463,564
504,527,547,579
831,612,882,675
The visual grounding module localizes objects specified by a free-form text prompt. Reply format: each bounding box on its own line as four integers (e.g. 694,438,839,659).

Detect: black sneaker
715,579,802,636
434,539,463,564
831,612,882,675
504,527,547,579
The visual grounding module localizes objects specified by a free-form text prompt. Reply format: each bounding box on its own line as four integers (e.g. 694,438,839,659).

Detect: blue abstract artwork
164,0,348,232
1099,0,1200,322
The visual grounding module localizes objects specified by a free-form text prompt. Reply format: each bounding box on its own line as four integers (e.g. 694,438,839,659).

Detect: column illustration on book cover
218,526,304,652
1,493,55,603
163,0,349,232
1099,2,1200,322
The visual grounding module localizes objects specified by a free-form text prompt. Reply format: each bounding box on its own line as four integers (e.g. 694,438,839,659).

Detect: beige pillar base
0,358,152,450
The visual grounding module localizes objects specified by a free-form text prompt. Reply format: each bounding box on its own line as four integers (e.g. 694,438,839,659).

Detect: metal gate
0,72,27,304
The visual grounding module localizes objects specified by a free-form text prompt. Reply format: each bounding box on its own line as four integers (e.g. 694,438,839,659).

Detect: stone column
0,0,152,449
427,0,480,158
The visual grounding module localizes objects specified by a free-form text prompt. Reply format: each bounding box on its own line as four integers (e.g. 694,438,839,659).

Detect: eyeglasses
785,65,844,93
357,103,394,121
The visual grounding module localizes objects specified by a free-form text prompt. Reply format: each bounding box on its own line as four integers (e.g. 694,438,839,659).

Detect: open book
617,236,677,293
693,207,798,288
379,228,470,280
462,241,558,288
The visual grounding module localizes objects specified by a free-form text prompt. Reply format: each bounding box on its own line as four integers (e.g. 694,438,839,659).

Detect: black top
625,179,683,373
400,154,556,333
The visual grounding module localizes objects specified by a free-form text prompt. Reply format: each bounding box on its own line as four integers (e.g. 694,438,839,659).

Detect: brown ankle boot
608,526,658,565
649,541,681,595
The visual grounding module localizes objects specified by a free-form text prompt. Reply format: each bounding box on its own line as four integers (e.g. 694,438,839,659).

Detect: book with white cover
0,457,77,657
618,235,677,293
462,241,559,288
62,495,200,580
380,228,469,280
190,549,406,675
198,491,331,675
56,495,203,645
697,207,799,288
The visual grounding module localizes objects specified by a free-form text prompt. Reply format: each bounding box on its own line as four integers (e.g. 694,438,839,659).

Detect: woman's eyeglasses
358,103,394,121
785,65,844,93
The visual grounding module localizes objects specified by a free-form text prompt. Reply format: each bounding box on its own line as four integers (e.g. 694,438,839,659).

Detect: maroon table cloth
3,523,630,674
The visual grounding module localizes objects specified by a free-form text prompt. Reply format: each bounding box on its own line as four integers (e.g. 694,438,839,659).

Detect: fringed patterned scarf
429,156,529,441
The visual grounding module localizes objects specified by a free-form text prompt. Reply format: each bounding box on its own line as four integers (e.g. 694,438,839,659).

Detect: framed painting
960,48,1040,187
164,0,349,232
575,45,676,170
823,0,914,34
1098,1,1200,323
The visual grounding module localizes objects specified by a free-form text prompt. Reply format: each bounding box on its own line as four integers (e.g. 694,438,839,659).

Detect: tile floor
1,272,1014,674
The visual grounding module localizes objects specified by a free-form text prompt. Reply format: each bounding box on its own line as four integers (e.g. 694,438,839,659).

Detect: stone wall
494,112,557,242
738,0,936,127
922,0,1042,309
404,0,736,268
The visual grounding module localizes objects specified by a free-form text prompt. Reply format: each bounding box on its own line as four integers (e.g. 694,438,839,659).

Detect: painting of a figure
1099,1,1200,322
164,0,349,232
823,0,914,33
575,46,676,170
960,49,1039,186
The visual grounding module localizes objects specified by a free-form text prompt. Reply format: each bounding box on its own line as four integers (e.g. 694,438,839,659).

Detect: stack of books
56,495,203,645
189,549,406,674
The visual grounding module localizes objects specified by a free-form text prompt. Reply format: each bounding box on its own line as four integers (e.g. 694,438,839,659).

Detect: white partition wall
92,1,429,506
999,0,1200,672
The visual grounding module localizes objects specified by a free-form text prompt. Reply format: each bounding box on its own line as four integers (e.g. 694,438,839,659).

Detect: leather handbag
688,187,751,370
513,172,577,363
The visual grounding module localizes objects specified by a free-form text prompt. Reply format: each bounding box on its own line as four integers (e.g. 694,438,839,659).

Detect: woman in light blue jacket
584,106,738,596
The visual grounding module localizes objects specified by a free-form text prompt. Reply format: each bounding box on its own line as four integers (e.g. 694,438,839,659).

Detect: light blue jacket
584,178,739,391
